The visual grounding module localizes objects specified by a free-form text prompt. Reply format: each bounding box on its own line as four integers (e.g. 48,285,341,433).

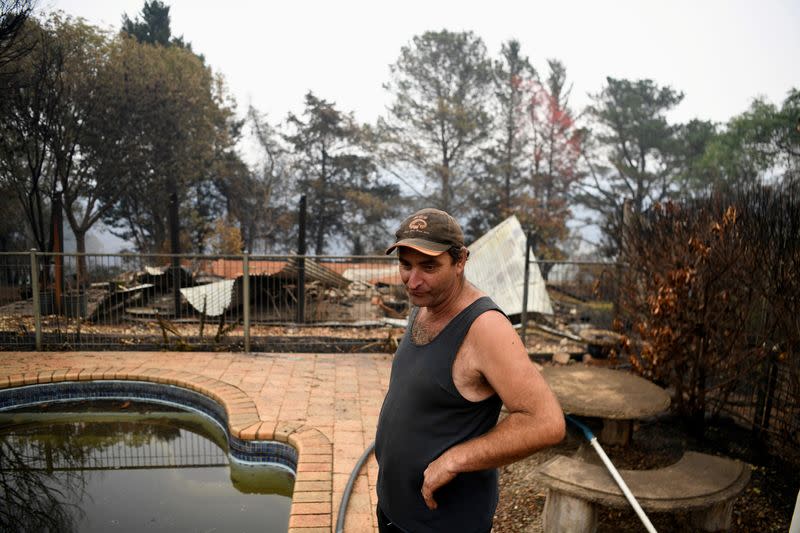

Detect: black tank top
375,296,505,532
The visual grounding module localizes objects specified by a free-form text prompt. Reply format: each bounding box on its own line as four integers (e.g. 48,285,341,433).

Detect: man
374,208,565,533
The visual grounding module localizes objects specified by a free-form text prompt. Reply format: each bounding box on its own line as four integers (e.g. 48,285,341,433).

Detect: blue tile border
0,380,298,473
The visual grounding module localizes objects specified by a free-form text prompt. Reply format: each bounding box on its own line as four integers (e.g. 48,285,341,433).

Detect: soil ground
493,414,797,532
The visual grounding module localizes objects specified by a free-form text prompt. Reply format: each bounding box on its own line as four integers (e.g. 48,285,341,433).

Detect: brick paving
0,351,392,533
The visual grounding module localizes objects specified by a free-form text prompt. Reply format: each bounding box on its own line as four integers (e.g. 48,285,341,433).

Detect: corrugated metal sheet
144,265,165,276
465,215,553,316
180,279,237,317
319,262,356,275
342,265,402,286
282,257,350,288
201,258,286,278
197,258,348,288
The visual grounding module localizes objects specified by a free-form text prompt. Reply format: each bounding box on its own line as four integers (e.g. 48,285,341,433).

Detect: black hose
335,439,376,533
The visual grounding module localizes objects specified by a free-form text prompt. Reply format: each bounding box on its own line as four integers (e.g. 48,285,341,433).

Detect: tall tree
0,13,119,269
380,30,493,215
100,40,236,253
101,6,239,254
0,16,62,256
286,92,399,254
467,39,535,238
45,16,115,284
238,106,294,252
493,40,536,217
196,75,247,252
122,0,199,56
575,77,685,256
121,0,171,46
343,124,404,254
523,59,583,260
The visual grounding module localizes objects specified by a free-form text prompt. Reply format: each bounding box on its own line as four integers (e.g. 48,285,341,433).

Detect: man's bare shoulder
471,307,515,336
464,308,522,359
465,308,557,414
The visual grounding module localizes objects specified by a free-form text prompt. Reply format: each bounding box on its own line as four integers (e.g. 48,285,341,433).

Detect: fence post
242,252,250,353
752,350,779,451
520,231,532,347
30,249,42,351
296,195,307,324
168,188,181,319
615,200,633,318
760,352,779,432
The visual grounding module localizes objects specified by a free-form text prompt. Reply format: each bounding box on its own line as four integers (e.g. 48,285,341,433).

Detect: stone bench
536,451,751,532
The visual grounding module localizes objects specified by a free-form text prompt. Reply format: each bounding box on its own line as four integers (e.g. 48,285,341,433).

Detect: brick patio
0,351,393,533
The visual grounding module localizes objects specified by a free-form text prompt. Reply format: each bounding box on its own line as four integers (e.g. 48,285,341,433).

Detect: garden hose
335,439,376,533
338,419,659,533
565,415,658,533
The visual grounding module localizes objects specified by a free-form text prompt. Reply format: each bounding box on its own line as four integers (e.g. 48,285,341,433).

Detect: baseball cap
385,208,465,256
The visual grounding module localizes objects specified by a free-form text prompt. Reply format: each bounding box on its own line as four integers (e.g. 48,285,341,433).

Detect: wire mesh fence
710,351,800,463
0,254,623,352
0,251,406,352
534,260,621,331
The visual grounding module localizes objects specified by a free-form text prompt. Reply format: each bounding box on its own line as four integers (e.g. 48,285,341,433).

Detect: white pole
589,437,658,533
567,415,658,533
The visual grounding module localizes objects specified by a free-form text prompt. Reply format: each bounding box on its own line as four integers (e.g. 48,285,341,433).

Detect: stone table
541,364,670,445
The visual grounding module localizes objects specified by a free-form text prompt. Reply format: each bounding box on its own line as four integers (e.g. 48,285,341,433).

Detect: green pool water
0,401,293,532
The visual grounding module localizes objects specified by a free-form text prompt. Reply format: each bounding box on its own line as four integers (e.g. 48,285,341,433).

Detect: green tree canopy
122,0,172,47
0,0,34,89
698,89,800,190
100,34,239,253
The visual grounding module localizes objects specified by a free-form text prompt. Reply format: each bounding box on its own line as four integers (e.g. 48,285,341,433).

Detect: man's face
397,247,463,308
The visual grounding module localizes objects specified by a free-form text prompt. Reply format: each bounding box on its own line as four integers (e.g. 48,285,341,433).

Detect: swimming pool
0,382,298,532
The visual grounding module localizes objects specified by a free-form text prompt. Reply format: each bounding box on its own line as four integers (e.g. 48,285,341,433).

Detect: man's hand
421,454,457,510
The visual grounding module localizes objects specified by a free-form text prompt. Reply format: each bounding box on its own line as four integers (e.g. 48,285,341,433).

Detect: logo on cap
408,217,428,231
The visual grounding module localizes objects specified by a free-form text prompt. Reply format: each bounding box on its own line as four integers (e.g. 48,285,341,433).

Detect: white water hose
566,415,658,533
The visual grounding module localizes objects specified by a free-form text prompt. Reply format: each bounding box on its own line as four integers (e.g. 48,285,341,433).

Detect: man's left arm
421,311,565,510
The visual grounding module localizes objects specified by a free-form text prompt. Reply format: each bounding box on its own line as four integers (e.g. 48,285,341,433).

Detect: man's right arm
420,311,565,509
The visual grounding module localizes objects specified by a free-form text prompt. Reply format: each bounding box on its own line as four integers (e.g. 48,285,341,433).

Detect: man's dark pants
376,505,407,532
376,505,492,533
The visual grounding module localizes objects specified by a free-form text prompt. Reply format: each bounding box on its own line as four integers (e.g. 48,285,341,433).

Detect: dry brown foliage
618,186,800,441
